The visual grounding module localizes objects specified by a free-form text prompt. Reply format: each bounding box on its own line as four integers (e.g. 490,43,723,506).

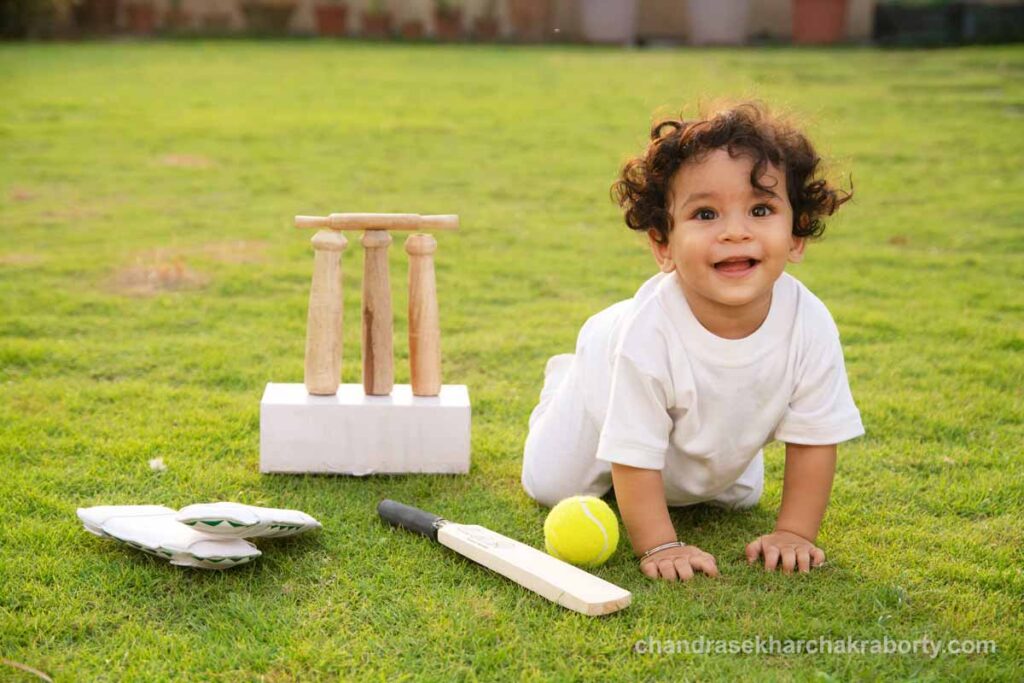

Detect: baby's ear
647,229,675,273
788,236,807,263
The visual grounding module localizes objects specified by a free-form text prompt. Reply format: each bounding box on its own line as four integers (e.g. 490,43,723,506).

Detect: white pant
521,353,764,510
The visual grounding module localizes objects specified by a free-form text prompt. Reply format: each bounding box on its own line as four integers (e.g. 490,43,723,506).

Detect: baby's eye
752,204,773,217
694,208,716,221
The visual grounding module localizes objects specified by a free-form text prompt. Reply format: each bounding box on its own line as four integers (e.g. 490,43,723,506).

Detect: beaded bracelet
639,540,686,562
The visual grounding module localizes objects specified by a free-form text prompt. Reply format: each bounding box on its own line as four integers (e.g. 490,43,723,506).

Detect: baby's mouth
713,258,761,274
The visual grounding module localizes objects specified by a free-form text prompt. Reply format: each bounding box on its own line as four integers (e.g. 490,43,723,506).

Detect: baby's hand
745,530,825,574
640,544,719,582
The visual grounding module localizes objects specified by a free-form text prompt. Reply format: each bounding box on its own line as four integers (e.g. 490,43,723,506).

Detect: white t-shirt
577,271,864,504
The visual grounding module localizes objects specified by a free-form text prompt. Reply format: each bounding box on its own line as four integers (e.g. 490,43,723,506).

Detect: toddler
521,101,864,581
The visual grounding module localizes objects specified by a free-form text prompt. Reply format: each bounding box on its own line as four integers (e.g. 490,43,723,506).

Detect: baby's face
652,148,805,314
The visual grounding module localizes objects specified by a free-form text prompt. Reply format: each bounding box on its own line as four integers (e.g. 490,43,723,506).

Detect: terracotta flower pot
473,16,499,41
400,19,425,40
315,4,348,36
792,0,848,44
435,9,463,41
361,10,392,38
126,1,156,35
507,0,551,42
241,1,297,37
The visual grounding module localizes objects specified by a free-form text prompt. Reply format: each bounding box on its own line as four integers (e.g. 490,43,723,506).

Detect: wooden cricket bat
377,500,632,616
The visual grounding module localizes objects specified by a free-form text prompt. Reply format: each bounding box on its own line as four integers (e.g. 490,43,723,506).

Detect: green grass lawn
1,39,1022,681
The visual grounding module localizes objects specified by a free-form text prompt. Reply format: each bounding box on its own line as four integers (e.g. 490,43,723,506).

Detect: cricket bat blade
378,500,631,616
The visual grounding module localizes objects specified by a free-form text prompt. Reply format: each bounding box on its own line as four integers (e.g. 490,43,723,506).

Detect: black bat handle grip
377,499,444,542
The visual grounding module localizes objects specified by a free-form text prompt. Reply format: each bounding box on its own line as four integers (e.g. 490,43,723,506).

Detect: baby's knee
520,433,578,509
520,460,612,509
521,470,575,509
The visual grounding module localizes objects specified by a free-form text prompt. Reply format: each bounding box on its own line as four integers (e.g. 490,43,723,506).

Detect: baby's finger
797,548,811,573
674,557,695,581
763,544,780,572
640,561,659,580
781,547,797,574
692,554,719,578
811,547,826,567
657,558,679,582
745,538,762,564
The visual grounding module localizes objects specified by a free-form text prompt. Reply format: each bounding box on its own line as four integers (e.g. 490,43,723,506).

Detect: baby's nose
720,219,753,239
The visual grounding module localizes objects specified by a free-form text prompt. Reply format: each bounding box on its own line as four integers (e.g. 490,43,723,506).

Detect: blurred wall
635,0,876,43
134,0,516,36
122,0,878,41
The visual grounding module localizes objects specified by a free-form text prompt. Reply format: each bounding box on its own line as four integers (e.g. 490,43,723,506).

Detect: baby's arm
612,463,719,581
745,442,837,573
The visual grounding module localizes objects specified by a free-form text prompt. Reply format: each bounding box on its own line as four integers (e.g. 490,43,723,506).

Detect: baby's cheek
675,238,708,265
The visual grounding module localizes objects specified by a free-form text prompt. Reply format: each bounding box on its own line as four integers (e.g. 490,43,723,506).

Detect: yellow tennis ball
543,495,620,567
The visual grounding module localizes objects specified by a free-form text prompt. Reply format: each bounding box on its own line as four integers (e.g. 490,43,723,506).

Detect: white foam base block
260,383,471,475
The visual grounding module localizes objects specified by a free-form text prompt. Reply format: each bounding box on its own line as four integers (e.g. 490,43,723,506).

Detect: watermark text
633,635,996,658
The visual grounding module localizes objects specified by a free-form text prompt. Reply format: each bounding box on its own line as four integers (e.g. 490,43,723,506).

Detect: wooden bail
304,230,348,396
361,230,394,396
405,234,441,397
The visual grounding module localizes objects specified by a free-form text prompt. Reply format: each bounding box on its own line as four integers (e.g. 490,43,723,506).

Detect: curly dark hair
611,100,853,246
